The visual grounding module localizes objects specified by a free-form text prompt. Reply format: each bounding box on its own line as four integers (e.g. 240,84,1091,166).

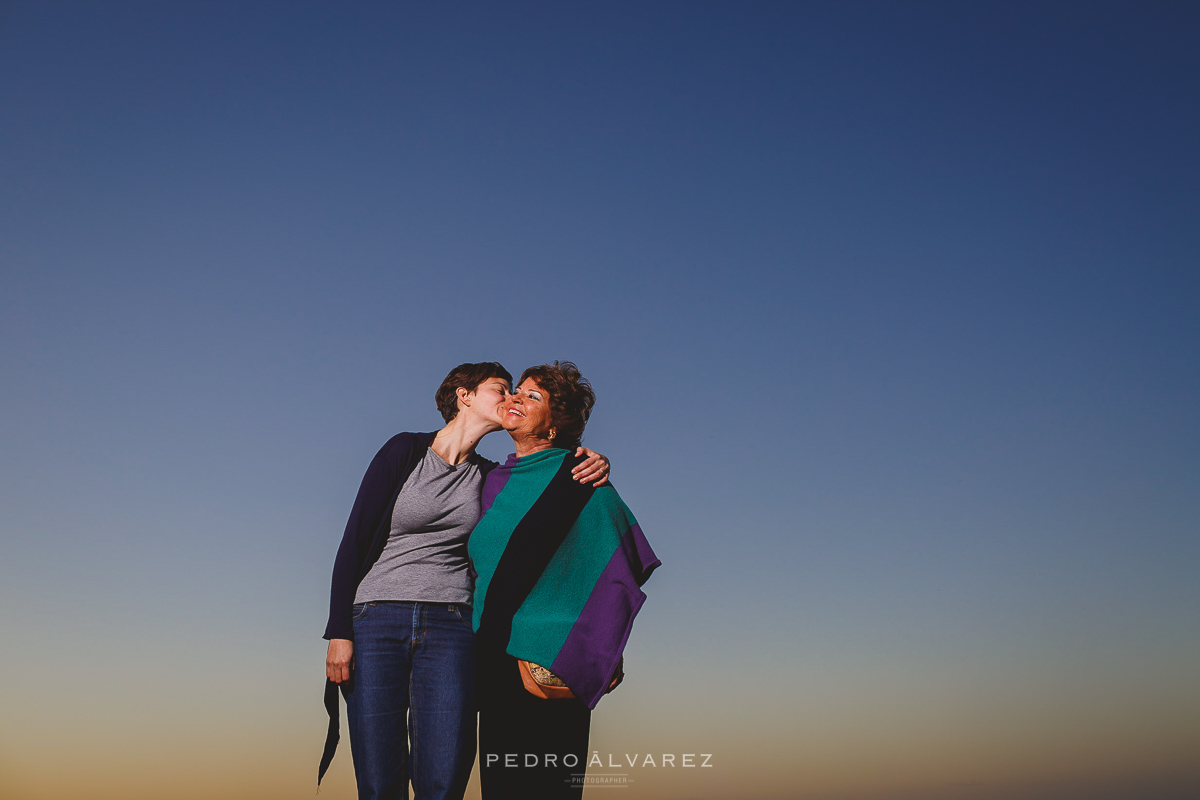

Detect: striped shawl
469,448,659,709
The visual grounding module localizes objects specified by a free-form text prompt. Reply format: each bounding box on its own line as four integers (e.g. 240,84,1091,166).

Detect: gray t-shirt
353,447,484,606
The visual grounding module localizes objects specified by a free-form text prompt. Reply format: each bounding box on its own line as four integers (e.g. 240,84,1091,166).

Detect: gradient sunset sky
2,2,1198,799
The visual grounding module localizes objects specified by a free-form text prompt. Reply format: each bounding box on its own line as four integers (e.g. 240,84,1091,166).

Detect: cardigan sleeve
322,434,410,641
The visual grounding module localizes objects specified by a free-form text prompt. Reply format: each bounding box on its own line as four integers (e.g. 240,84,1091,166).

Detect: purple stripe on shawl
550,523,661,709
479,460,514,515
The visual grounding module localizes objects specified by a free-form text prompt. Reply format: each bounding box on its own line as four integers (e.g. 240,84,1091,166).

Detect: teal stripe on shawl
468,449,561,630
508,487,631,665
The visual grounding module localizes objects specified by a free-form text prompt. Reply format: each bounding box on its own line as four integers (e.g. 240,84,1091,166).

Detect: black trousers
477,644,591,799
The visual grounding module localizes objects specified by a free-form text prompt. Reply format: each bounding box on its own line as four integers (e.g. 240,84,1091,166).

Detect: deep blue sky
2,3,1198,798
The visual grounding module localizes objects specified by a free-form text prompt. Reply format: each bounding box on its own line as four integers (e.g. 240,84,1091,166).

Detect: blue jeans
343,601,477,800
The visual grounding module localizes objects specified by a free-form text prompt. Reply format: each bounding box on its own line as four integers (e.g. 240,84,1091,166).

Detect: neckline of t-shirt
426,447,475,471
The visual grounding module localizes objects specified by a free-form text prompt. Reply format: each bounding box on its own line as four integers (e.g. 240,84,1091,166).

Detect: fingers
572,447,598,473
574,460,610,485
573,457,602,483
326,640,354,684
573,448,611,485
327,660,351,683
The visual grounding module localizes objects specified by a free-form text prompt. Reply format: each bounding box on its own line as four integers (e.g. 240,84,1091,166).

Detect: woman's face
501,378,553,439
464,377,512,428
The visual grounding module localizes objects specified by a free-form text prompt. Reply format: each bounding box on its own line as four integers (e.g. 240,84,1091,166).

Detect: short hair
518,361,595,448
435,362,513,423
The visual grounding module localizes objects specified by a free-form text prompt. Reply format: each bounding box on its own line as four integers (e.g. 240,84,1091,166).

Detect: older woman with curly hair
468,362,660,799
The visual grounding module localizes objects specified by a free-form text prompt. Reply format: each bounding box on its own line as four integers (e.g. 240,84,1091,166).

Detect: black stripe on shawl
475,453,594,651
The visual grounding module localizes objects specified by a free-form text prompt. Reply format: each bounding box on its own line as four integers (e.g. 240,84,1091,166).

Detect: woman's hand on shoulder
572,447,610,487
327,639,354,683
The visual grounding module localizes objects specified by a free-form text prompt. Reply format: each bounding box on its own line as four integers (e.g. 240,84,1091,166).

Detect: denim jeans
343,601,477,800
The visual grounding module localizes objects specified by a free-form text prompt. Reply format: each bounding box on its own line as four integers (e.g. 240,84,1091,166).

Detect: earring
549,430,556,440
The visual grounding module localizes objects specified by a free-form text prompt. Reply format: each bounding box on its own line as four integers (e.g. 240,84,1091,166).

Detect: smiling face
501,377,555,445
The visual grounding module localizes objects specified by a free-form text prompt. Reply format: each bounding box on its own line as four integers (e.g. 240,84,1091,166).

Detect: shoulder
376,431,436,458
554,450,596,497
474,454,501,476
586,482,622,506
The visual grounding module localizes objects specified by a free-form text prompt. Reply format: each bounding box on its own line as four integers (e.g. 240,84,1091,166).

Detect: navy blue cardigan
319,430,497,784
323,430,498,640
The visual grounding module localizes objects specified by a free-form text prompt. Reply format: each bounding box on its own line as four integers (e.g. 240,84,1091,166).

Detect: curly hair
518,361,595,448
435,362,513,423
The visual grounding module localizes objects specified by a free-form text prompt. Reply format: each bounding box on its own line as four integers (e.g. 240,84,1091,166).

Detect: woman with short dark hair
469,362,659,799
320,362,610,800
